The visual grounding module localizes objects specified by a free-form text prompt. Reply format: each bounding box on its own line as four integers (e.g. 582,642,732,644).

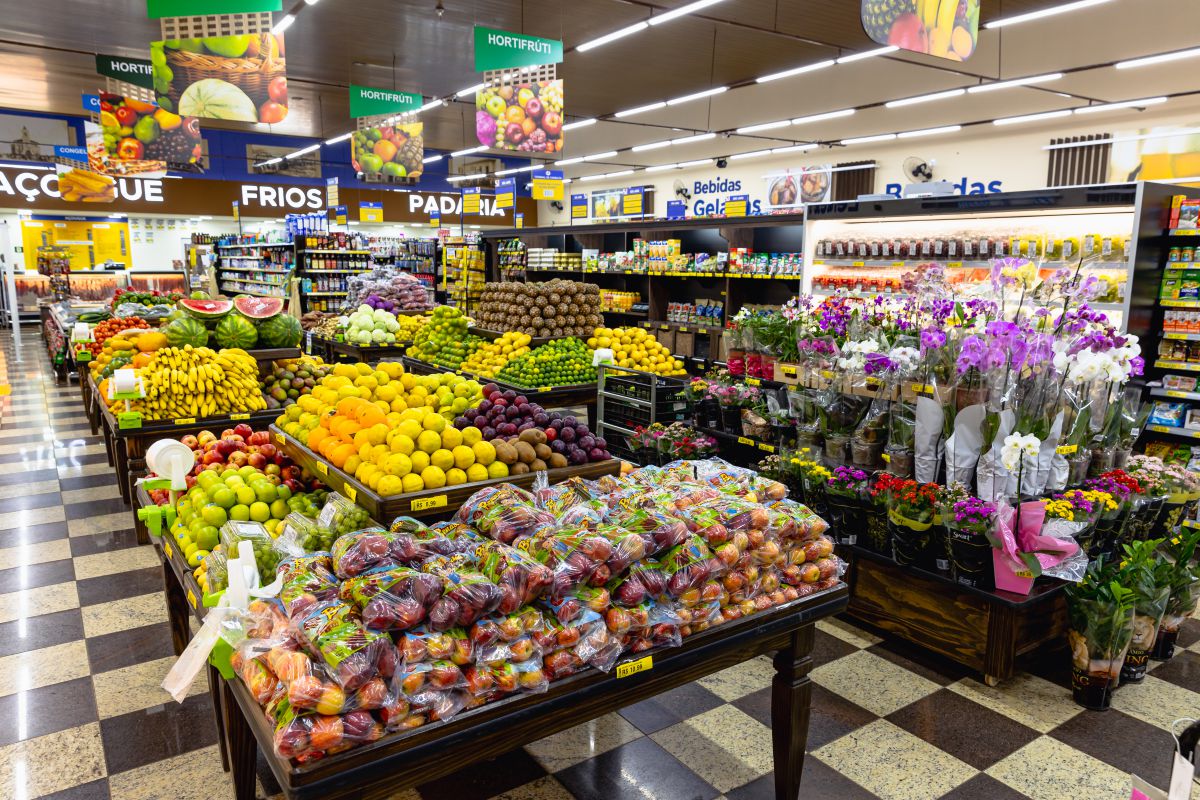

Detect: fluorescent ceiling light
304,0,319,4
577,21,648,52
419,99,445,112
604,169,635,178
672,132,716,145
676,159,712,168
772,144,818,154
495,167,523,176
556,156,585,166
885,88,965,108
667,86,727,106
840,133,896,145
993,109,1073,125
422,154,443,164
271,13,295,33
898,124,962,139
451,145,486,157
837,46,897,64
730,149,772,161
615,101,666,118
456,83,486,97
290,144,320,157
968,72,1063,93
986,0,1112,28
1074,96,1168,114
446,174,476,182
648,0,728,25
583,150,618,161
562,118,597,131
1116,46,1200,69
792,108,856,126
756,59,834,84
645,163,679,172
469,225,481,229
736,119,791,134
324,132,352,145
256,157,283,167
632,140,672,152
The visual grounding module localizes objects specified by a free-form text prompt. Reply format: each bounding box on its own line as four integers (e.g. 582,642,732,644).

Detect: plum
505,405,520,419
569,449,587,465
533,412,549,426
473,414,489,428
482,427,497,440
454,416,470,429
579,435,596,451
550,439,567,455
563,416,577,428
478,400,493,414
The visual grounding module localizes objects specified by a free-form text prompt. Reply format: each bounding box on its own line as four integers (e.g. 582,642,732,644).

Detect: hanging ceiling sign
359,200,382,222
462,187,482,215
861,0,979,61
95,54,155,90
530,169,563,201
349,85,423,119
570,193,587,220
495,178,515,209
474,26,563,71
146,0,280,17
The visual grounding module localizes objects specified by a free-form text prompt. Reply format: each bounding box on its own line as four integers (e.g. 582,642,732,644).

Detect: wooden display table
269,425,618,525
310,335,411,364
841,546,1068,685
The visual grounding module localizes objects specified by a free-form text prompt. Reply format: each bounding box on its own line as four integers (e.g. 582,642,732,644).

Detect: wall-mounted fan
903,156,934,183
673,179,692,201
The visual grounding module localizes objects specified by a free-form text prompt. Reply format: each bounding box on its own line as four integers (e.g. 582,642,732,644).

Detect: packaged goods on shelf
666,299,723,325
527,248,581,272
1167,245,1196,263
601,290,641,312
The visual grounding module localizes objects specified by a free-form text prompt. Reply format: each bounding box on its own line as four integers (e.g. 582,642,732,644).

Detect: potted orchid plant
941,489,997,590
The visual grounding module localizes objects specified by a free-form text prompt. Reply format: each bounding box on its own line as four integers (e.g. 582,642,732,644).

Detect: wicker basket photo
164,48,285,109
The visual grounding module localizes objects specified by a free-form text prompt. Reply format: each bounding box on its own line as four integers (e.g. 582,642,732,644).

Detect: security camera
435,1,445,17
716,158,728,169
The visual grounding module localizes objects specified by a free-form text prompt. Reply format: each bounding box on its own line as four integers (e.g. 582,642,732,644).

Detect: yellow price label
345,486,357,502
174,417,196,426
852,261,865,267
275,432,285,445
737,436,753,446
746,377,761,386
881,452,891,463
1165,390,1192,399
412,494,448,512
911,383,934,394
230,413,250,420
781,365,797,376
946,261,963,268
163,542,173,560
187,589,197,609
697,328,707,334
757,442,774,452
315,461,329,475
660,324,670,330
538,387,553,393
819,370,834,379
616,655,652,679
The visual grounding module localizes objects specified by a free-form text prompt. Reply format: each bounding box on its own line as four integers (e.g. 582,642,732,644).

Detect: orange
319,412,335,430
373,139,398,162
521,118,535,137
357,405,386,427
336,397,366,418
330,443,355,469
318,436,339,459
505,106,525,124
307,427,329,451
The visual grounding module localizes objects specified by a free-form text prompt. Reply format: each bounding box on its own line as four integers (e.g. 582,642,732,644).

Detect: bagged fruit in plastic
421,520,483,552
278,553,341,617
230,645,283,705
270,695,384,761
543,585,611,625
394,658,468,725
399,625,474,668
419,558,505,630
318,491,373,540
614,599,685,652
202,549,228,595
289,598,390,691
693,457,788,500
220,520,298,581
470,608,544,667
331,527,454,579
602,505,689,556
454,484,555,544
659,536,727,600
338,566,444,631
607,559,668,607
278,512,336,554
470,539,554,613
765,498,830,540
534,607,622,678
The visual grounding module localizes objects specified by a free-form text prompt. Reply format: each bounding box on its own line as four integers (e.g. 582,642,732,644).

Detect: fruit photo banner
351,118,424,184
53,145,117,203
150,26,288,124
862,0,979,61
87,91,205,177
476,75,564,154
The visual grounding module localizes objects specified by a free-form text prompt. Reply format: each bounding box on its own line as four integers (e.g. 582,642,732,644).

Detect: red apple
258,443,278,460
542,111,562,136
265,464,282,477
180,434,198,449
247,452,268,470
228,451,249,467
268,76,287,104
234,423,254,439
887,12,928,52
249,431,271,446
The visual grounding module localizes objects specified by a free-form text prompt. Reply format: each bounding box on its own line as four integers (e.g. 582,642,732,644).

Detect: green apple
203,35,252,58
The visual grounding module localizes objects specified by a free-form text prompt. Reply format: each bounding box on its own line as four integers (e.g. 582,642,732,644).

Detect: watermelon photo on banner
861,0,979,61
150,32,288,123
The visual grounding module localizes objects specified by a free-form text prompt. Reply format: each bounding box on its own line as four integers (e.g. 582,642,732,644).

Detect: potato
511,462,530,475
534,443,552,460
548,452,568,468
531,458,547,471
514,441,536,464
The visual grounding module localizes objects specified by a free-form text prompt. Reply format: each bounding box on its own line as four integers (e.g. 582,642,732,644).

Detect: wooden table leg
772,624,816,800
162,560,191,657
222,680,259,800
114,441,132,505
984,604,1018,684
209,663,231,772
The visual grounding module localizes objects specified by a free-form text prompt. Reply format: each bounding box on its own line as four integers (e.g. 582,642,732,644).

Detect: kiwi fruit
511,462,530,475
548,452,568,468
534,442,552,460
514,441,536,464
530,458,547,471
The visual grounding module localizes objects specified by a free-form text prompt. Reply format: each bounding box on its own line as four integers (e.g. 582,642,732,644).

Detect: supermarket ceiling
1,0,1199,178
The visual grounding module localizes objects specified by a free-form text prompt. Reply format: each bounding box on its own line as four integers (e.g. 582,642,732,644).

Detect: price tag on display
315,462,328,475
230,413,249,420
118,411,143,429
515,213,524,229
163,542,173,560
274,432,285,445
495,178,515,209
780,365,797,376
757,442,774,452
746,377,761,386
187,589,198,609
616,655,652,679
174,417,196,426
737,436,753,446
345,486,357,502
412,494,448,512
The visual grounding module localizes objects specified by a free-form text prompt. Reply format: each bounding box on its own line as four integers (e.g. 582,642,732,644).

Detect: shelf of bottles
214,235,294,299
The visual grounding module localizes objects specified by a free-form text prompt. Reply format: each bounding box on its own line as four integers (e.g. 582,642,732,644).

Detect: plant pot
802,474,828,518
720,406,743,433
1091,508,1129,559
772,422,796,451
727,347,746,377
1087,446,1115,477
1066,452,1092,486
1113,447,1133,469
1072,523,1097,559
696,399,720,430
741,415,771,441
885,448,915,479
795,428,822,451
1068,600,1134,711
824,433,850,464
888,512,933,568
930,519,951,576
1152,499,1190,540
947,527,994,590
850,436,885,470
1150,626,1180,661
955,384,986,412
1125,497,1165,543
1121,607,1168,684
862,502,890,554
825,492,865,547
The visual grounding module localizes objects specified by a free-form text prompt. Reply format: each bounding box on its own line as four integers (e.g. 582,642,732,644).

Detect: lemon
462,427,482,446
441,426,463,449
430,448,455,471
486,461,509,479
422,413,446,433
390,434,415,455
472,440,496,466
409,450,430,473
466,463,489,482
421,465,447,489
452,445,475,469
417,429,441,454
397,420,422,441
377,475,404,496
401,473,424,493
446,468,467,486
384,453,412,477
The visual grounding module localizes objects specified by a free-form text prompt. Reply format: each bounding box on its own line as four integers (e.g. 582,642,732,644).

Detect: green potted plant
1117,540,1172,684
1065,557,1136,711
1151,526,1200,661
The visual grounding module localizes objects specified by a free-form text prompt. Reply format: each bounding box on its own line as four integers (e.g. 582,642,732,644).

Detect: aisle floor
1,329,1198,800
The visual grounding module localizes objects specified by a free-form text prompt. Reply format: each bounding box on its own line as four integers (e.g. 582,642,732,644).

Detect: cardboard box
655,326,675,351
674,330,695,358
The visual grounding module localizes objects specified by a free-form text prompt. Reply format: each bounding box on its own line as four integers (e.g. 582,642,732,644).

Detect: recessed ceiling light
583,151,618,161
729,149,772,161
456,83,486,97
648,0,728,25
632,140,672,152
271,13,295,33
324,132,352,145
836,46,898,64
451,145,486,157
645,163,679,172
885,88,965,109
672,132,716,146
772,144,818,154
556,156,585,166
676,159,712,168
562,118,597,131
422,154,443,164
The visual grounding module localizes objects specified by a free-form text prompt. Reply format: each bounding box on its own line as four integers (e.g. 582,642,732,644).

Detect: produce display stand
309,335,411,364
269,425,618,524
840,546,1067,686
101,402,280,522
468,326,555,348
225,585,847,800
246,347,303,366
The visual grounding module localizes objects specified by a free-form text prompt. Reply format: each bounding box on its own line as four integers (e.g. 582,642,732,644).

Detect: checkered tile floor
2,328,1199,800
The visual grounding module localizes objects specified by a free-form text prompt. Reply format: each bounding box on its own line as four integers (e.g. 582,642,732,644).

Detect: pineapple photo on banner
862,0,980,61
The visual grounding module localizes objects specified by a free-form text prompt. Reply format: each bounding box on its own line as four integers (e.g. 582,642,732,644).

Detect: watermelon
257,313,302,348
215,314,258,349
234,296,284,320
179,298,233,321
165,317,209,348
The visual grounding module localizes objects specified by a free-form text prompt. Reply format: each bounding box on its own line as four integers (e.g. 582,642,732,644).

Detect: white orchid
836,339,880,372
1000,432,1041,472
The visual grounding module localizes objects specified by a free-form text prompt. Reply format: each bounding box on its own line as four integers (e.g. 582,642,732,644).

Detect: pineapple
862,0,913,41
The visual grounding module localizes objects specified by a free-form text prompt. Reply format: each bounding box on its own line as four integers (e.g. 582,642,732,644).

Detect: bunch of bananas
123,345,267,420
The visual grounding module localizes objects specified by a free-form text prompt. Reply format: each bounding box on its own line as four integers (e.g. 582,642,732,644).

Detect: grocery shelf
308,291,347,296
301,249,370,255
218,286,286,299
216,242,293,249
1145,424,1200,438
216,277,288,288
1150,388,1200,401
811,258,1130,270
1169,230,1200,237
304,269,372,274
1163,332,1200,341
1160,299,1200,308
1154,360,1200,371
218,267,292,275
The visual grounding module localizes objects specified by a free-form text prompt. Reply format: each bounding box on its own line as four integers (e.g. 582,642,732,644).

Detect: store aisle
0,329,1198,800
